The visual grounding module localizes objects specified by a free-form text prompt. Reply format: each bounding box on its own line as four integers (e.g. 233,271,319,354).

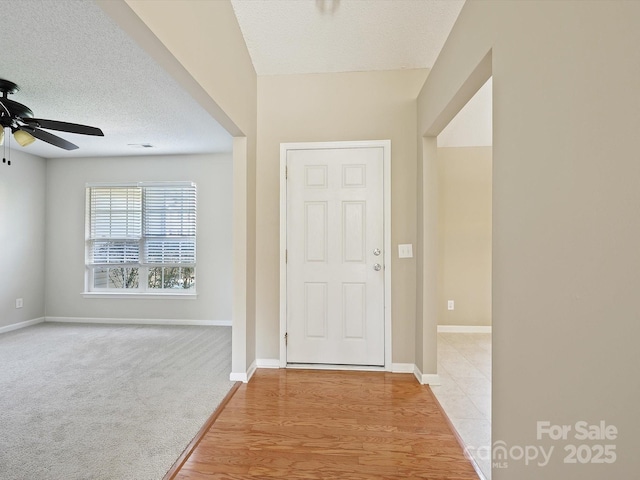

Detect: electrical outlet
15,298,23,309
447,300,454,311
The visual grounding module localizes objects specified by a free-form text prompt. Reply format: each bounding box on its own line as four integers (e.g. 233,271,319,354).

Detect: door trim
279,140,392,370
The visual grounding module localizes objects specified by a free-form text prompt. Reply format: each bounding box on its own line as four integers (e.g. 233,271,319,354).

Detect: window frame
84,181,197,298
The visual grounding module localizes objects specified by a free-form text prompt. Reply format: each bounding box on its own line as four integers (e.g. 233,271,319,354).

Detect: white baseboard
438,325,492,333
0,317,45,335
45,317,231,327
391,363,415,373
393,364,442,385
256,358,280,369
230,360,257,383
413,365,442,385
229,372,247,382
251,361,439,385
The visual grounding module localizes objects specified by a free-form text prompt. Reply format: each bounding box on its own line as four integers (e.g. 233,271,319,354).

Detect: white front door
286,145,385,366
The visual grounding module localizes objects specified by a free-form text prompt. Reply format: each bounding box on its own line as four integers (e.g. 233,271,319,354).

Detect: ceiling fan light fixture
14,129,36,147
1,78,103,151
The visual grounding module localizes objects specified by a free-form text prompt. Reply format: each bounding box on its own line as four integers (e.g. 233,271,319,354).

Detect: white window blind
85,182,197,293
143,185,196,265
87,187,141,265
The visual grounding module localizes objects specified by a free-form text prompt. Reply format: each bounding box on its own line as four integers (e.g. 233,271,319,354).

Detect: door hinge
285,166,288,179
285,332,288,346
285,249,288,263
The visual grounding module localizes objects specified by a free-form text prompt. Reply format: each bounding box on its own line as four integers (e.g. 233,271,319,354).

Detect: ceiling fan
0,78,104,155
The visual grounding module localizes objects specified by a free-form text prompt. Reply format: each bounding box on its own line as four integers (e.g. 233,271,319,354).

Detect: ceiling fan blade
21,117,104,136
22,126,79,150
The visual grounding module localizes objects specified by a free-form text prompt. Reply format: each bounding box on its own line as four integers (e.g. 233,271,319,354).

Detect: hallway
431,332,492,479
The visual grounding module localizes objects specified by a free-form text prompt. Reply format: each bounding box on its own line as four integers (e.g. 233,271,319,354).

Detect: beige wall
420,1,640,477
256,69,428,363
115,0,258,378
415,137,439,375
438,146,492,326
121,0,256,138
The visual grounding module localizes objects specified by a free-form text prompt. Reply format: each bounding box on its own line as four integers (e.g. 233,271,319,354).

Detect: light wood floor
168,369,479,479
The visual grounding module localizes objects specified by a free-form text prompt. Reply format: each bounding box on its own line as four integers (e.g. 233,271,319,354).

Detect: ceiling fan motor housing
0,79,20,95
0,79,34,128
0,99,34,127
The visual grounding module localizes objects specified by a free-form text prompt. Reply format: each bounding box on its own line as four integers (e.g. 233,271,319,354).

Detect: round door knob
373,248,381,256
374,263,382,271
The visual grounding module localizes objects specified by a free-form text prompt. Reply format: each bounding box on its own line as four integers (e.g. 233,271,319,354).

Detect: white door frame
279,140,392,370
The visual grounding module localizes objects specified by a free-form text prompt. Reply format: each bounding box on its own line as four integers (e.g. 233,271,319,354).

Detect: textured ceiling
0,0,232,159
231,0,465,75
0,0,482,160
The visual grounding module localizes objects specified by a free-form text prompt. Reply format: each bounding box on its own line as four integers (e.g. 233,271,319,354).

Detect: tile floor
430,332,492,479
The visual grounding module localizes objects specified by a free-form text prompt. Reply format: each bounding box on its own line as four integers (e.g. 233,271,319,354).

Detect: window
85,182,196,295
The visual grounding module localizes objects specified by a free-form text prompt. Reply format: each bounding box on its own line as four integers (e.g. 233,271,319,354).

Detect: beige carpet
0,322,234,480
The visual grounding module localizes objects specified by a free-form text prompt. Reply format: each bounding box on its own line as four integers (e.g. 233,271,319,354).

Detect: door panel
305,202,327,262
343,202,365,262
305,282,327,338
286,146,384,366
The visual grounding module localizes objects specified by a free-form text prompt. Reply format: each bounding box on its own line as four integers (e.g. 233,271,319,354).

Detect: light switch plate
398,244,413,258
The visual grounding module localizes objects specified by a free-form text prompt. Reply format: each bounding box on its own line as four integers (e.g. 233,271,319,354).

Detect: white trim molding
413,365,442,385
45,317,231,327
230,360,256,383
438,325,492,333
0,317,45,335
256,358,280,369
82,292,198,300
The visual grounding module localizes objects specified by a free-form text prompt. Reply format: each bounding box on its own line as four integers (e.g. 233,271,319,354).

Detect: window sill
82,292,198,300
